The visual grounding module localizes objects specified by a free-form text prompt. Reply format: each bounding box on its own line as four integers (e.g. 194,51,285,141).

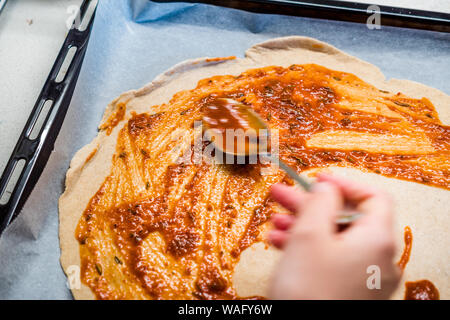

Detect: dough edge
59,36,450,300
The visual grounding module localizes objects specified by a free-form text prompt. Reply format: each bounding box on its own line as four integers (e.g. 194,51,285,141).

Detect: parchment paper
0,0,448,299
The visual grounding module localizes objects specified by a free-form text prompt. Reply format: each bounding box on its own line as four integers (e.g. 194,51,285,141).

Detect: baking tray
0,0,97,235
0,0,449,237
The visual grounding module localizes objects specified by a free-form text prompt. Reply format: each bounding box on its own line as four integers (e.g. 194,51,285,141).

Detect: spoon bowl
203,98,360,225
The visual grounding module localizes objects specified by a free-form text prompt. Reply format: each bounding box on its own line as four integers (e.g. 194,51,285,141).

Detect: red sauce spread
100,102,126,135
203,98,258,132
397,226,413,271
76,64,450,300
397,229,440,301
405,280,440,300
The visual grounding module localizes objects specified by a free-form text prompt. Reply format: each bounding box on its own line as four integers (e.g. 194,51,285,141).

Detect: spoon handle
272,156,361,225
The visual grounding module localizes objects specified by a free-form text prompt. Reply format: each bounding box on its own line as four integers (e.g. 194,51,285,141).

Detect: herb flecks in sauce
77,64,450,300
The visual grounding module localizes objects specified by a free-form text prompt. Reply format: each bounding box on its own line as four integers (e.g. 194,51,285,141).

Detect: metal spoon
203,98,361,225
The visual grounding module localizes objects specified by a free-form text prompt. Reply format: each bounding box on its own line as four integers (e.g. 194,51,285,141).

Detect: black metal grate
154,0,450,32
0,0,449,236
0,0,98,235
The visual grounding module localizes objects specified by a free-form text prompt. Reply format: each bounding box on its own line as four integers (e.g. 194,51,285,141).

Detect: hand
268,174,401,300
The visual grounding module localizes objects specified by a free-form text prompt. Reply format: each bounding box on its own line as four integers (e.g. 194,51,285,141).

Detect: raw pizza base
59,36,450,300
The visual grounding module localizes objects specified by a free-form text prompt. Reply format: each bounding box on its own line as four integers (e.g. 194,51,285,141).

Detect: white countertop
0,0,449,176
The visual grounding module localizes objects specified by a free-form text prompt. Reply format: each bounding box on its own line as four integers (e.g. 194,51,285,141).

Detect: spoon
203,98,361,225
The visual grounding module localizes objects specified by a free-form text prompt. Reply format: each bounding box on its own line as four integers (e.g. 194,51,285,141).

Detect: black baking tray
162,0,450,32
0,0,449,236
0,0,97,234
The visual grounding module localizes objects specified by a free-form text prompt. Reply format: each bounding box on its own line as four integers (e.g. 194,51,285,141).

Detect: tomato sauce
76,64,449,299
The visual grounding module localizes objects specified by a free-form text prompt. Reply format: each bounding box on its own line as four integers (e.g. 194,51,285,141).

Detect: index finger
317,173,379,203
270,183,307,213
317,173,394,229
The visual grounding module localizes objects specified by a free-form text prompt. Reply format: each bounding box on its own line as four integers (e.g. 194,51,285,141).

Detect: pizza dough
59,36,449,300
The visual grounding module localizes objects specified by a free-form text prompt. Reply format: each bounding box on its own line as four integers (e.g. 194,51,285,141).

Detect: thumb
291,182,342,237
